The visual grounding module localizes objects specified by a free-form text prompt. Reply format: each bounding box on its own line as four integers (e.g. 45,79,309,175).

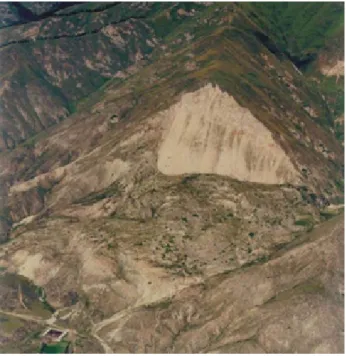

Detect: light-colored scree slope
157,84,300,184
320,60,344,78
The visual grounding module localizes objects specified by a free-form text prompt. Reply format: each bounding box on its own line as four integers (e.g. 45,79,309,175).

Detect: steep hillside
239,3,344,64
0,2,344,353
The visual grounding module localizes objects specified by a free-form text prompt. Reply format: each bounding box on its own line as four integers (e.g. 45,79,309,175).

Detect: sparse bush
294,218,314,232
294,219,311,226
181,174,199,185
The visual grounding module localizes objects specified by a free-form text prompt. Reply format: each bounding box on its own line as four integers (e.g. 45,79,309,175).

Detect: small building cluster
39,328,71,353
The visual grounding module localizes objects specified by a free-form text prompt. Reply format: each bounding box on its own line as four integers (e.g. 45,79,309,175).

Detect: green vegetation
145,297,172,310
0,313,24,333
149,2,208,39
243,254,269,268
239,2,344,65
0,273,55,317
293,279,326,295
164,243,172,253
295,219,312,227
244,71,267,88
21,130,49,149
294,216,315,232
314,74,344,142
319,76,344,118
320,206,344,220
0,207,12,226
19,151,53,181
319,210,337,220
39,341,70,354
181,174,200,185
37,185,52,200
335,178,344,193
73,182,122,205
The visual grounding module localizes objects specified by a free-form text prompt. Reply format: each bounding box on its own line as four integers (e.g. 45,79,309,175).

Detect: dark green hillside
239,2,344,67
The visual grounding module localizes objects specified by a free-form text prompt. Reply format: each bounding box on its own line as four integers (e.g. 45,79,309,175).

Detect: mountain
0,2,344,353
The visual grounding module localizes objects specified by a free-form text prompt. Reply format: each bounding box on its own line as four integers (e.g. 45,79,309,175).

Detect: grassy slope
238,2,344,64
238,2,344,144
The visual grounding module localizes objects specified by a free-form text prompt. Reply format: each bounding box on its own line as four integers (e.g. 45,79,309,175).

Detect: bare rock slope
158,84,300,184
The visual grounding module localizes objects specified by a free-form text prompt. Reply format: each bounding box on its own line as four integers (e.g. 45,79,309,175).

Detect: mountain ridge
0,2,343,353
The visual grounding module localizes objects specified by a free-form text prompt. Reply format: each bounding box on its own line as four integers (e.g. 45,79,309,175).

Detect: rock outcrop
158,84,300,184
